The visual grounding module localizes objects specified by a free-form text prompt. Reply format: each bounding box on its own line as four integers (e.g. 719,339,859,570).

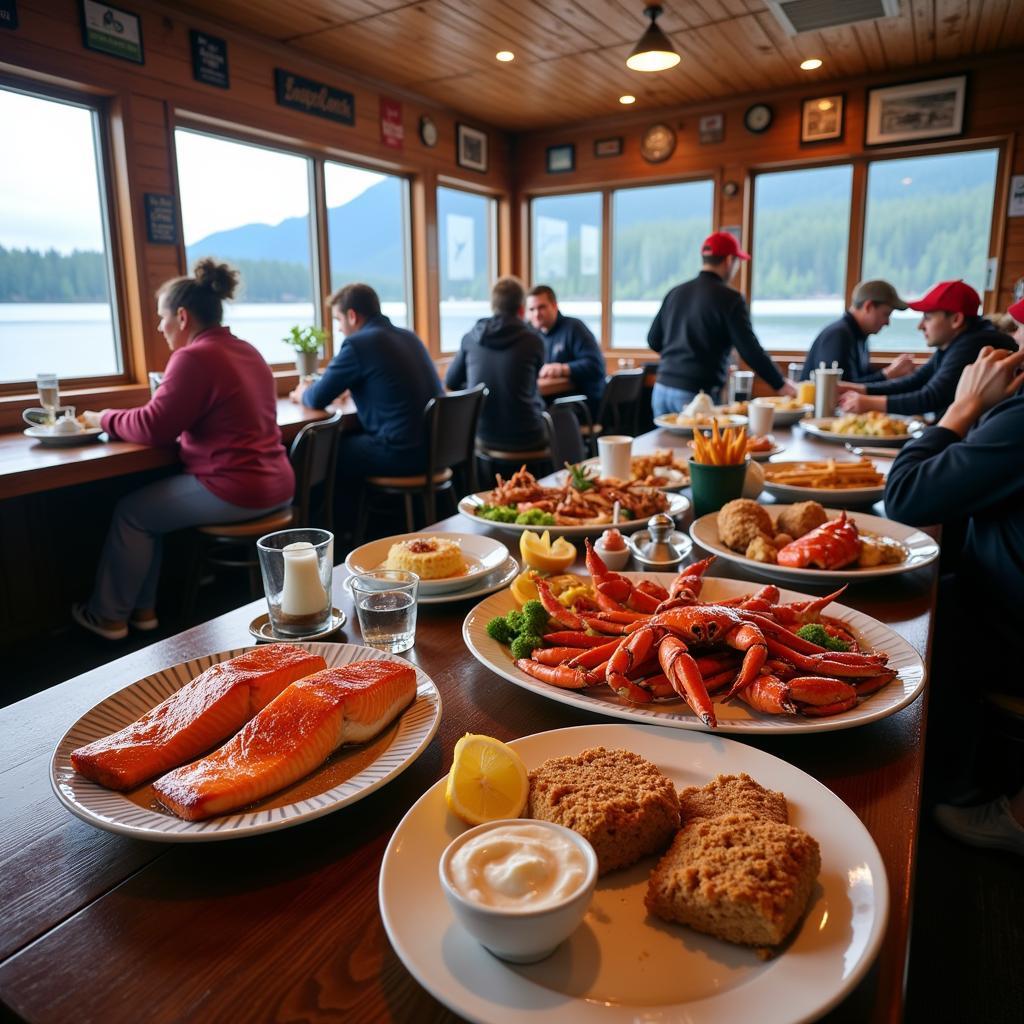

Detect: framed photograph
594,136,623,158
456,123,488,173
865,75,967,146
546,143,575,174
80,0,143,63
801,94,844,144
698,113,724,145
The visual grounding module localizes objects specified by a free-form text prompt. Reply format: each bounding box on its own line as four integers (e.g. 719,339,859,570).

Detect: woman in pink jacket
74,260,295,639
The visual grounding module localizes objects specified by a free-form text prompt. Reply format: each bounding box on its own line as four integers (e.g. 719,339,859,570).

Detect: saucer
248,608,347,643
343,556,520,606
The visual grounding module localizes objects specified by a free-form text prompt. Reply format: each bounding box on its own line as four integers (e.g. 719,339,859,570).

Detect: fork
844,442,898,459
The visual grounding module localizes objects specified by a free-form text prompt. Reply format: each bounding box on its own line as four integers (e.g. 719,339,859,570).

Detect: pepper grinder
627,512,691,568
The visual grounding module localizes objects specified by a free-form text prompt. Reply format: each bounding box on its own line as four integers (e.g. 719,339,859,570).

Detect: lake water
2,299,927,383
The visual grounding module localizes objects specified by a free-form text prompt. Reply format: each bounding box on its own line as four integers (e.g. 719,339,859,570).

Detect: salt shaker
627,513,692,568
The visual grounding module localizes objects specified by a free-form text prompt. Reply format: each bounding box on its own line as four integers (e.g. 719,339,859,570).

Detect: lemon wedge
510,569,540,606
519,529,577,573
445,733,530,825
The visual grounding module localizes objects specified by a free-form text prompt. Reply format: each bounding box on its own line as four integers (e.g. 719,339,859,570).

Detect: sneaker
129,614,159,632
71,603,128,641
934,796,1024,857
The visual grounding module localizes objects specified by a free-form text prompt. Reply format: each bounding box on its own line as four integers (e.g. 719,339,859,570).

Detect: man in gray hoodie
445,276,547,451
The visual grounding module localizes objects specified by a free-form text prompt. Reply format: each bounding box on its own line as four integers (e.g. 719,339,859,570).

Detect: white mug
598,435,633,481
747,398,775,436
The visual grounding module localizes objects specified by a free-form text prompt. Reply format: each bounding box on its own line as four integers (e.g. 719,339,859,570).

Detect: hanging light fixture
626,5,680,72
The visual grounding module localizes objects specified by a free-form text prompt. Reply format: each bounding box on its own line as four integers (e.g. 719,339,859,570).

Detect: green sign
80,0,143,64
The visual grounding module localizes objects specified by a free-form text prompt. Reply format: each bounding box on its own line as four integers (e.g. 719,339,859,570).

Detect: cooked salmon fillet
153,659,417,821
71,645,326,790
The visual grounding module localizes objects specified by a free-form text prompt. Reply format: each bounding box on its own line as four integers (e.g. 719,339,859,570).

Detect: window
325,162,411,328
0,86,120,384
751,164,853,351
175,129,317,365
437,186,496,353
611,180,713,348
862,149,1000,351
530,192,602,340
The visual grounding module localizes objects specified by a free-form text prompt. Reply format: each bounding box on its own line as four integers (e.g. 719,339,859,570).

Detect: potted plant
283,325,326,379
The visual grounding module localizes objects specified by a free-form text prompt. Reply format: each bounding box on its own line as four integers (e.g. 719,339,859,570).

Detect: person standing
801,280,916,383
647,231,796,417
525,284,606,415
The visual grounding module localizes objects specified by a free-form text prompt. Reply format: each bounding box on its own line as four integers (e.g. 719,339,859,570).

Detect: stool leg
403,492,415,532
181,533,205,626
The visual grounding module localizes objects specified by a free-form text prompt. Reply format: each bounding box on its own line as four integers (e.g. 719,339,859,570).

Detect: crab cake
677,773,789,825
744,534,778,564
717,499,774,553
776,501,827,540
528,747,680,875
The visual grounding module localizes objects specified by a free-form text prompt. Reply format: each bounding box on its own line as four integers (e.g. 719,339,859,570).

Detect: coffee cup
747,398,775,436
597,435,633,482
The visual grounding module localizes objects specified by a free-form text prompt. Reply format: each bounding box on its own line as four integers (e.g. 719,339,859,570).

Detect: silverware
844,442,898,459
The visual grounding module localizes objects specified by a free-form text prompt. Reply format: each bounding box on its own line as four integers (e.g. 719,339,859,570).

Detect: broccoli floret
795,623,850,652
514,509,556,526
478,504,518,523
486,616,515,644
510,633,543,659
505,609,525,633
521,599,549,635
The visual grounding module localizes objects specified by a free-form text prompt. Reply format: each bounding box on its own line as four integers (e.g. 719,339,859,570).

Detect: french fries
763,458,884,489
692,421,748,466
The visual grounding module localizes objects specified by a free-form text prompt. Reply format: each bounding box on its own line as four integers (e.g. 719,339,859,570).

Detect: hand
778,379,798,398
80,410,104,428
883,353,915,379
289,381,308,404
838,391,885,413
539,362,568,379
942,345,1024,431
837,381,865,394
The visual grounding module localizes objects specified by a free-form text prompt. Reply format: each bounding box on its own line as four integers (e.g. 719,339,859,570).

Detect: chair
475,413,557,486
579,369,645,455
547,398,588,467
355,384,487,540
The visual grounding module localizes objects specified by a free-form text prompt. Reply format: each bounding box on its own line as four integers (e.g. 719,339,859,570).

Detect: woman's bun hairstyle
158,259,241,328
192,258,239,301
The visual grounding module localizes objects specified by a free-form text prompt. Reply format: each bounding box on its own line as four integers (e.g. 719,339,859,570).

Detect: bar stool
475,411,557,485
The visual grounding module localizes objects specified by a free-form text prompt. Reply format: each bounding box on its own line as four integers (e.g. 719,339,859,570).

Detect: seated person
838,280,1014,418
446,276,546,451
75,260,295,640
291,283,442,477
801,279,915,383
525,284,606,415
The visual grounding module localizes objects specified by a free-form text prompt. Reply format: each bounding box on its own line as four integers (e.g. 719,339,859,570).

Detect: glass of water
36,373,59,425
351,570,419,654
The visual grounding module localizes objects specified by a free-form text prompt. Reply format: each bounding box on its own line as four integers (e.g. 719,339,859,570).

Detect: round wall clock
640,123,676,163
419,116,438,148
744,103,773,134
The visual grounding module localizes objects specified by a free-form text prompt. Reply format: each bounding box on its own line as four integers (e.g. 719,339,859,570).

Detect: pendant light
626,5,680,72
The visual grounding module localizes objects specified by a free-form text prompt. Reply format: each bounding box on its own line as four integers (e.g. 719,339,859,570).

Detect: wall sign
190,30,229,89
380,98,403,150
80,0,143,64
274,69,354,125
0,0,18,31
144,193,177,245
1008,175,1024,218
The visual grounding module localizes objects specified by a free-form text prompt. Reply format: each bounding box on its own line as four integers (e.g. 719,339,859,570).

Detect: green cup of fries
689,422,749,518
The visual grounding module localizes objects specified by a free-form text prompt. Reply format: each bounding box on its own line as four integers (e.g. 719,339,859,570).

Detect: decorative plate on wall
640,123,676,163
419,115,438,147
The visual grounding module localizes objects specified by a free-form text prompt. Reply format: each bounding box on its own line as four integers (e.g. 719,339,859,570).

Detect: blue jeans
652,383,721,418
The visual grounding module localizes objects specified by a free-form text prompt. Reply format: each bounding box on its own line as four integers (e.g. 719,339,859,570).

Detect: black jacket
801,311,885,384
864,319,1012,417
542,313,606,413
647,270,784,392
446,314,546,450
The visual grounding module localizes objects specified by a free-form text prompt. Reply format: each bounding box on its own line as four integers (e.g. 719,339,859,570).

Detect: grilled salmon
71,645,326,790
153,659,417,821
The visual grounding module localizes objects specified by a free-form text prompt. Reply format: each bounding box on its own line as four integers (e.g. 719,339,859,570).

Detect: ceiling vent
766,0,900,35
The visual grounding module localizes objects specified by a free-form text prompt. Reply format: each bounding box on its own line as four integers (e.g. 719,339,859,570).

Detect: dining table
0,420,933,1023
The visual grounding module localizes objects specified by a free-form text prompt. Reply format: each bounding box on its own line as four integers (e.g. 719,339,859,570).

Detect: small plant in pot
284,325,326,378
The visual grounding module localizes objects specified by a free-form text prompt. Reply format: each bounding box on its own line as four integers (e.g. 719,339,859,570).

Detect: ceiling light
619,94,637,105
495,51,514,62
626,5,680,72
800,58,823,70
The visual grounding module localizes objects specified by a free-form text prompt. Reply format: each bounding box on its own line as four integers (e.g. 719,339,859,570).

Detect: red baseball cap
1008,297,1024,325
907,280,980,318
702,231,750,261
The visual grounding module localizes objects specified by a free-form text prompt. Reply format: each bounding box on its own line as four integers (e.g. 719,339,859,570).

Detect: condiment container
439,819,598,963
626,512,692,568
594,529,630,571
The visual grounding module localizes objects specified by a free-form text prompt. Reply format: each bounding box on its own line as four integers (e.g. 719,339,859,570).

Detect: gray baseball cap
852,280,908,310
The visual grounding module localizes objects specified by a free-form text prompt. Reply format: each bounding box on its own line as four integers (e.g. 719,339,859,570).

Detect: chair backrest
425,384,488,494
547,400,588,467
598,368,645,433
289,411,344,529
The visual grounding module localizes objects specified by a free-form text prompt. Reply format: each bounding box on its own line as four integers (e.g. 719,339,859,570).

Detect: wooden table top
0,424,932,1023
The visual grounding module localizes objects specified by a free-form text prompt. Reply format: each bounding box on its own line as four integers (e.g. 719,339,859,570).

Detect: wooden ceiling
180,1,1024,131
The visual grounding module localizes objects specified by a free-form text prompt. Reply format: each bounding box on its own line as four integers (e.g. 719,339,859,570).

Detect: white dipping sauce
448,822,588,911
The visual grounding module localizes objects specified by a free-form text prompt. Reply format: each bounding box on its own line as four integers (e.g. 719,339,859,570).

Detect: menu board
190,30,229,89
274,69,354,125
144,193,177,246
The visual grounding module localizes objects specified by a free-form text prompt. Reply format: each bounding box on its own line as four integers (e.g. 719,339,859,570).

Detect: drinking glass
787,362,802,383
257,528,333,637
728,370,754,405
351,570,419,654
36,373,59,426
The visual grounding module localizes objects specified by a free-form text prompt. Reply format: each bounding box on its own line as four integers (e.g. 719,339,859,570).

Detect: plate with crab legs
462,542,926,735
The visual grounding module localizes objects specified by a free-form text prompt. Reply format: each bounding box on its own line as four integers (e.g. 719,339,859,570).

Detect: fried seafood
717,499,774,551
776,501,828,540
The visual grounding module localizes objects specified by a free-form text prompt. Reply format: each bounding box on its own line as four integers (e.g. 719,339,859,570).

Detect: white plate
717,402,813,427
380,722,888,1024
800,416,923,447
344,555,521,605
50,643,441,842
568,457,690,492
462,574,925,735
345,532,509,595
24,426,105,446
690,507,939,583
248,608,346,642
762,480,885,508
458,491,689,537
749,440,785,462
654,413,748,436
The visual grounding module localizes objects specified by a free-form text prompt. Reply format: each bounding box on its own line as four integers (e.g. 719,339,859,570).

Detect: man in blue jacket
290,282,442,476
838,280,1013,418
526,285,606,416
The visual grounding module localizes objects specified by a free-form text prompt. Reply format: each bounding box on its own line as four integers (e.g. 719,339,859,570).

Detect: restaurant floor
6,560,1022,1023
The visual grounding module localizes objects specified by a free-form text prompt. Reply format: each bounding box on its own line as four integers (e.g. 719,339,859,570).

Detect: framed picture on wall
456,123,488,173
865,75,967,146
594,136,623,158
698,113,724,144
801,94,844,144
546,143,575,174
80,0,143,63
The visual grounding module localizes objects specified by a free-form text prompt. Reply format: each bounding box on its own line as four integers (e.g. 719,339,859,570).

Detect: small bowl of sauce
594,528,630,572
439,819,598,963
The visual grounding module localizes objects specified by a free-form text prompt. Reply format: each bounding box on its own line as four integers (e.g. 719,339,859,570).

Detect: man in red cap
647,231,796,416
838,280,1013,418
1006,293,1024,349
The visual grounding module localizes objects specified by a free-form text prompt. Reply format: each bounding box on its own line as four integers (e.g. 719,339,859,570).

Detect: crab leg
853,669,897,696
607,625,664,693
515,658,594,689
800,695,859,717
580,614,637,635
542,631,610,648
566,639,621,669
734,675,798,715
657,635,717,728
534,577,584,631
719,622,769,699
764,639,888,678
787,676,858,706
530,646,589,666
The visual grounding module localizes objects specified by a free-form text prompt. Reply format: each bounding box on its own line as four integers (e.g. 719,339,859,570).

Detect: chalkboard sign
0,0,18,31
274,69,354,125
144,193,177,245
190,30,228,89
